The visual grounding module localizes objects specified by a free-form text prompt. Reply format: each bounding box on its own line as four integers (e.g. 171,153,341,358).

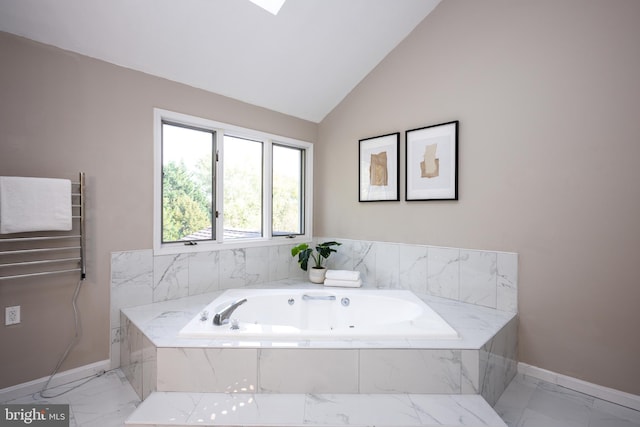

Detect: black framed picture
358,132,400,202
405,121,458,201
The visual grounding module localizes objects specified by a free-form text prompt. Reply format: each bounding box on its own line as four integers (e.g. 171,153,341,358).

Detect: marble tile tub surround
321,237,518,313
110,245,303,368
120,282,517,402
110,239,517,368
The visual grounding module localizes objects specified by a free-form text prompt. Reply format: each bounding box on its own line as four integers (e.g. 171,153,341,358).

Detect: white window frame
153,108,313,255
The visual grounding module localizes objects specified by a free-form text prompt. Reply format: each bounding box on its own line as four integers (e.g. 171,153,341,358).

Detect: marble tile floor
493,374,640,427
3,369,639,427
1,369,139,427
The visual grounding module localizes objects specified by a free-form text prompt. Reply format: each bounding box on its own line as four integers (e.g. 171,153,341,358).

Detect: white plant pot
308,267,327,284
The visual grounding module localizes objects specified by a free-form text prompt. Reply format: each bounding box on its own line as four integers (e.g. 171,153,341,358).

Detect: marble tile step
125,392,507,427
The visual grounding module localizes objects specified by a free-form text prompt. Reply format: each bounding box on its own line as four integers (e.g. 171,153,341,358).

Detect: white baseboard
0,359,110,403
518,362,640,411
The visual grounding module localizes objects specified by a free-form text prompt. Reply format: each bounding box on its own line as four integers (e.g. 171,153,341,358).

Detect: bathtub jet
179,288,459,341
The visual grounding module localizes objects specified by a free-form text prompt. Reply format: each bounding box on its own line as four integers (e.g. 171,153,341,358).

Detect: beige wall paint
0,32,316,389
317,0,640,394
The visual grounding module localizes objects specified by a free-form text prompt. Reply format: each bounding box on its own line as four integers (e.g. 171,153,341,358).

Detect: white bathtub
179,288,459,340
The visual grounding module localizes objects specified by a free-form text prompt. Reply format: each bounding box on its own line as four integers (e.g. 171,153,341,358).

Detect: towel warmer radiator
0,172,86,281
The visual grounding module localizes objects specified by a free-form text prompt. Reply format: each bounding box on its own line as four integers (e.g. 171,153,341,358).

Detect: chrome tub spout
213,298,247,326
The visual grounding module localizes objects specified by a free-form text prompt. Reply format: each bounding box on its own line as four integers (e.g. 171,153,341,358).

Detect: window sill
153,235,311,256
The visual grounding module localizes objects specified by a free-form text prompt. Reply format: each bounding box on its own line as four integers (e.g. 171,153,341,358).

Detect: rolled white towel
325,270,360,282
324,278,362,288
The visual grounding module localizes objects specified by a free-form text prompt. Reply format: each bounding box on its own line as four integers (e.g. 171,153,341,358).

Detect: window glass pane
272,144,303,236
161,122,214,243
223,135,263,239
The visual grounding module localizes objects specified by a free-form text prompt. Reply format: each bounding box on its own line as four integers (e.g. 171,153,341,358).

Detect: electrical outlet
5,306,20,325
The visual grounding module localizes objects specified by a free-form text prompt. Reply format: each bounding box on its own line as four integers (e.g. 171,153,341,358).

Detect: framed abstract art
358,132,400,202
405,121,458,201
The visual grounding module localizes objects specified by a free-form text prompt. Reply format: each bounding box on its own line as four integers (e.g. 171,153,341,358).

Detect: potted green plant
291,241,341,283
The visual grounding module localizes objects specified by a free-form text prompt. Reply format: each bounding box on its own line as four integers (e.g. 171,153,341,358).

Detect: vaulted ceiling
0,0,441,122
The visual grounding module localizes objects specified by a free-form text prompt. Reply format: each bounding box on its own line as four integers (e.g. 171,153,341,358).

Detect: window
154,109,312,254
161,122,215,243
272,144,305,236
222,135,263,239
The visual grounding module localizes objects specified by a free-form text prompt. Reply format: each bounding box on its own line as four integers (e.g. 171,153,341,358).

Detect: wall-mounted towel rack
0,172,86,281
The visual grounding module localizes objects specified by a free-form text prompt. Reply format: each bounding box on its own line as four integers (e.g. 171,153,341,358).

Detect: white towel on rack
0,176,72,234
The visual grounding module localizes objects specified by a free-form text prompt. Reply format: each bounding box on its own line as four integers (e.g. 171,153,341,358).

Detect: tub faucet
213,298,247,326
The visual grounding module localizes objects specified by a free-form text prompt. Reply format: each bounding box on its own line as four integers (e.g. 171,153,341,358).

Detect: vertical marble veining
479,316,518,405
461,350,480,394
327,238,354,271
219,248,246,289
110,325,124,369
399,245,428,295
460,250,498,309
153,253,189,302
120,313,158,401
119,313,131,387
352,240,375,285
141,335,157,400
187,251,219,296
497,252,518,313
111,250,153,370
245,246,269,285
121,314,143,399
110,250,153,329
427,246,461,300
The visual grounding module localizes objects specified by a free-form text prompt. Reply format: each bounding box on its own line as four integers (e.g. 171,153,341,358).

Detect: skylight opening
249,0,286,15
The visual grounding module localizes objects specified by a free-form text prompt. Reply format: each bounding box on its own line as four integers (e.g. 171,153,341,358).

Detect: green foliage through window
223,136,263,238
161,122,214,242
162,161,212,242
155,110,311,251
